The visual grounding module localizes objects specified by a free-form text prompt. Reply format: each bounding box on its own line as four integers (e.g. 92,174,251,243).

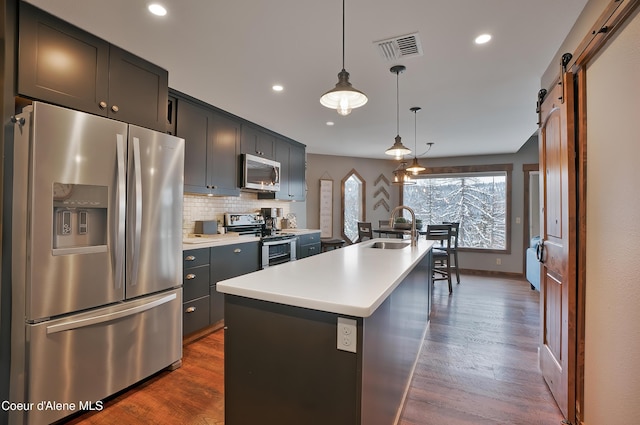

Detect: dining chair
425,224,453,293
443,221,460,284
377,220,391,238
357,222,373,242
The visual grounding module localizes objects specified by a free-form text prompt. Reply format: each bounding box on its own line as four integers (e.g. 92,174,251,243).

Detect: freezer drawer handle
185,306,196,313
46,293,177,334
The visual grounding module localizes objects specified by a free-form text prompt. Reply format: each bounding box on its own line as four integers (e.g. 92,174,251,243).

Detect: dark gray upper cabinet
260,138,306,201
287,141,306,201
240,124,275,160
18,2,168,132
175,94,241,196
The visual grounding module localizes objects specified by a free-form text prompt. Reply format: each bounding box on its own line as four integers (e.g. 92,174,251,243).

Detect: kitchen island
217,238,435,425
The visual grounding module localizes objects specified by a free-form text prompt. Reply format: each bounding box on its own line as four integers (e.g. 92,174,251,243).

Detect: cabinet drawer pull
185,306,196,313
111,105,119,113
185,255,196,261
99,101,107,109
185,273,196,280
234,248,242,253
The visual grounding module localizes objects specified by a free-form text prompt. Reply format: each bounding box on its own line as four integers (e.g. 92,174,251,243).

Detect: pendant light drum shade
320,70,368,116
385,65,411,158
320,0,367,116
386,135,412,158
405,106,426,173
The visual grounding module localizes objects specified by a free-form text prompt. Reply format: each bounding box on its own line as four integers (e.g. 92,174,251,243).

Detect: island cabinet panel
175,94,241,196
223,253,432,425
225,296,362,425
18,2,168,132
209,242,260,324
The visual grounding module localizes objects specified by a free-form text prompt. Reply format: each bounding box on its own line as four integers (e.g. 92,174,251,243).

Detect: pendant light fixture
385,65,411,159
406,106,427,174
392,160,416,185
319,0,368,116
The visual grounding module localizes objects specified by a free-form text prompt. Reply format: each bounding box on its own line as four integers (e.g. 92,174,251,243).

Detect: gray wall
306,136,539,274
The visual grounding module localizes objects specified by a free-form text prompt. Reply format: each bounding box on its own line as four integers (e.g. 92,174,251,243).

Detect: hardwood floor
62,275,562,425
399,275,563,425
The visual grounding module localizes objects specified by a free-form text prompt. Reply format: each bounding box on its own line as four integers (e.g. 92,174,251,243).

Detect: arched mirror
341,169,366,244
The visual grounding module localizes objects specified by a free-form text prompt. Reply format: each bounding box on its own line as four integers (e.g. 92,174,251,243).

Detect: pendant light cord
342,0,345,70
414,109,420,155
396,71,400,136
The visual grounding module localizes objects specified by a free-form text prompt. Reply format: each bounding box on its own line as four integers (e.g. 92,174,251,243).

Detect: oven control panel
224,213,264,227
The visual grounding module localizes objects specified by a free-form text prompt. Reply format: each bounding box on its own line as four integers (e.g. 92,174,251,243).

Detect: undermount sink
370,241,410,249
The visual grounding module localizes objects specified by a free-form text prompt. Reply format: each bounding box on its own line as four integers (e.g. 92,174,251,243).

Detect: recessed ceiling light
272,85,284,92
475,34,492,45
326,121,335,126
148,4,167,16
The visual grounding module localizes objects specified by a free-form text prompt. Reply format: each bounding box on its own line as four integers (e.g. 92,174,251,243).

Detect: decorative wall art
319,178,333,237
373,173,390,212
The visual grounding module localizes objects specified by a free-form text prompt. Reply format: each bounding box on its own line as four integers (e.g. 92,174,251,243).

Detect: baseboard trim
182,321,224,345
459,268,525,280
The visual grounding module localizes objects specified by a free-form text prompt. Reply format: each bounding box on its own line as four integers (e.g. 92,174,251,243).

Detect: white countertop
182,229,321,250
217,238,434,317
182,234,260,250
280,228,321,235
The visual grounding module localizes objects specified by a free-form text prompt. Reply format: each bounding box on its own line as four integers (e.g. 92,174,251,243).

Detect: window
402,164,512,252
341,169,365,244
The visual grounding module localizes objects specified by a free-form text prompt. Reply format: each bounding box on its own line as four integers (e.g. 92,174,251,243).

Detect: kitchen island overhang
218,238,435,425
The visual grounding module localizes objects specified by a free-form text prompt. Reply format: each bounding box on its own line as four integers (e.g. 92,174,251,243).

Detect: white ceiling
24,0,588,159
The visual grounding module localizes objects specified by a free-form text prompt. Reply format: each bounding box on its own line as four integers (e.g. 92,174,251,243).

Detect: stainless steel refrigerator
9,102,184,425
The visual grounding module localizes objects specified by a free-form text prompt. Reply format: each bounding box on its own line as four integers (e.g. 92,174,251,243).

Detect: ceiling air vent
374,32,423,61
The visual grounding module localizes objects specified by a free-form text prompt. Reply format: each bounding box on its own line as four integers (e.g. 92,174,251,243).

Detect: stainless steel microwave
242,153,280,192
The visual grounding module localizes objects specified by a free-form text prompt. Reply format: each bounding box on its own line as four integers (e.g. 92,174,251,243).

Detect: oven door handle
262,239,295,246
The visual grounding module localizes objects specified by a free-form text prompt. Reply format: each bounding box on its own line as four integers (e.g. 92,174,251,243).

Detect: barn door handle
536,240,545,264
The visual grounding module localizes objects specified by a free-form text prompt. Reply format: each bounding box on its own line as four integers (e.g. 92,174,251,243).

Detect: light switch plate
337,317,357,353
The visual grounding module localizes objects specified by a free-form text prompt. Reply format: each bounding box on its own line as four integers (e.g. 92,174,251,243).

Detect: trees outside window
403,164,512,252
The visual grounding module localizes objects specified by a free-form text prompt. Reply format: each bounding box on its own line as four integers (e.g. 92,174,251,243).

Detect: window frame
400,163,512,254
341,169,366,244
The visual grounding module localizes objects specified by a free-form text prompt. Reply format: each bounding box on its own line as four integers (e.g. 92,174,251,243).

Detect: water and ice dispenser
52,183,108,254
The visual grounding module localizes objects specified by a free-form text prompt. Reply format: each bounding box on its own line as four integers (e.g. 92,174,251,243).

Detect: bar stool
443,221,460,284
321,238,346,252
425,224,454,294
357,222,373,242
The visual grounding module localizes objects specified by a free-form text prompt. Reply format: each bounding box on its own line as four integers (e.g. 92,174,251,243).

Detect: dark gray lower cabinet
209,284,224,324
182,296,210,336
182,242,260,336
210,242,260,325
297,232,321,259
182,248,210,336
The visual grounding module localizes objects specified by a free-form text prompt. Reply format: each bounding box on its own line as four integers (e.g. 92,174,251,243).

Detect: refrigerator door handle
131,136,143,286
46,293,177,334
115,134,126,289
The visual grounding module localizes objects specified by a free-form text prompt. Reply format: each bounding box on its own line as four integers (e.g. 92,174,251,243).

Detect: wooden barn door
537,69,577,421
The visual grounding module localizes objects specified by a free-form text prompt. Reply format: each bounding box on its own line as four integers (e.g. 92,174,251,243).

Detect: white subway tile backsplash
182,192,291,237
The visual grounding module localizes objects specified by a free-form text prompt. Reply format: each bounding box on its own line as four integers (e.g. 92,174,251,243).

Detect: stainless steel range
224,213,297,268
